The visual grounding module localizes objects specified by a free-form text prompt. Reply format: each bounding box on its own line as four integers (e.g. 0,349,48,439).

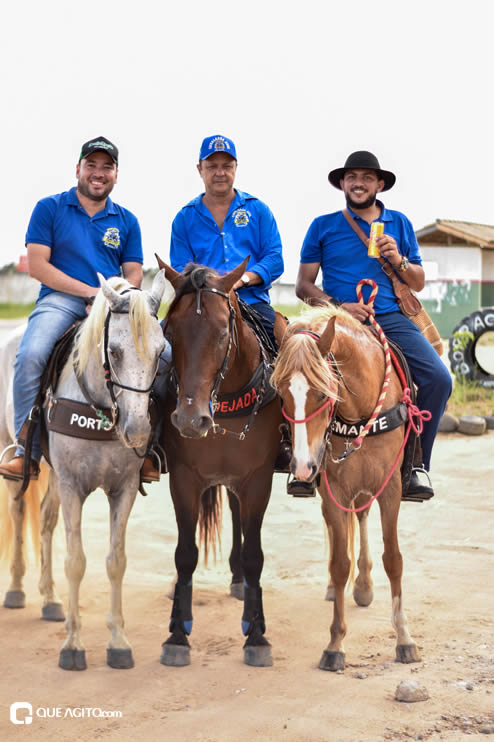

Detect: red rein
282,284,432,513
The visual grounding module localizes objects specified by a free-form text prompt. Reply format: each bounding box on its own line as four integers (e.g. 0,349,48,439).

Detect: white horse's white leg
105,488,138,669
59,492,87,670
38,472,64,621
353,510,374,607
4,485,26,608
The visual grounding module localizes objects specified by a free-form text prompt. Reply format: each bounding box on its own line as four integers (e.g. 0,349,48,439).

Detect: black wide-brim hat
328,150,396,191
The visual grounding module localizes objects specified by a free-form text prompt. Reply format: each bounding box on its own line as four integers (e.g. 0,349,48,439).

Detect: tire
448,308,494,388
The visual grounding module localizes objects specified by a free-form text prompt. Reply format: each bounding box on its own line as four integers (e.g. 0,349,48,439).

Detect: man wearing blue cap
0,136,144,482
140,135,285,483
170,134,284,343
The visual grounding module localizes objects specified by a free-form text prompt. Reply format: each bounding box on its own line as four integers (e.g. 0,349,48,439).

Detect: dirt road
1,426,493,741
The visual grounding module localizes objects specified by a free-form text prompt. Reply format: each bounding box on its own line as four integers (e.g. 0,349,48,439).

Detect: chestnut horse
156,256,282,667
271,304,421,671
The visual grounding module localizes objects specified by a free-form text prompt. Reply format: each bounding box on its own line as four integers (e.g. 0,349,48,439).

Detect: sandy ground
0,320,493,741
0,431,493,742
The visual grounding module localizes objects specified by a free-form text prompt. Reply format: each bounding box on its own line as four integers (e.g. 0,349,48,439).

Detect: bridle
281,329,339,438
74,288,160,434
168,275,270,441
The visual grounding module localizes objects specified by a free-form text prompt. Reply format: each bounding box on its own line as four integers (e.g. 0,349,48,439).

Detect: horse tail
346,511,356,587
198,485,223,565
0,462,49,566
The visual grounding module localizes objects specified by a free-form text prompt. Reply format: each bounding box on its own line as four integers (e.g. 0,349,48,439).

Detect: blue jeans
13,292,88,461
376,311,452,471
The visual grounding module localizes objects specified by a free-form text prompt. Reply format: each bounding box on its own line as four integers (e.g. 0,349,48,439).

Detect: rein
73,290,159,456
172,278,271,441
284,282,431,513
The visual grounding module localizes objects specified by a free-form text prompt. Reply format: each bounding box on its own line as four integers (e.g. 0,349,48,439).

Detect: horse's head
156,254,248,439
73,271,170,449
272,310,339,482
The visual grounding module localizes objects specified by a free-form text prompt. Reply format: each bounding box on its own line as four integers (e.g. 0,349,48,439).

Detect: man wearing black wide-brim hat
295,150,452,501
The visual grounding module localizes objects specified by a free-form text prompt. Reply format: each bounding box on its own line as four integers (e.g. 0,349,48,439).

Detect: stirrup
402,467,434,503
286,474,319,497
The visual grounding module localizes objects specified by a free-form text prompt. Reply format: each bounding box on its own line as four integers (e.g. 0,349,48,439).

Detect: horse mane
271,304,362,399
73,277,155,375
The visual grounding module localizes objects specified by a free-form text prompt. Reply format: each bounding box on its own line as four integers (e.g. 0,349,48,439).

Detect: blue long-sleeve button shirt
170,189,284,305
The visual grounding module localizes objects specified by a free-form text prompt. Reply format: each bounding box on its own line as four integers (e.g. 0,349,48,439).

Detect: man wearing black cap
0,136,143,481
295,151,452,500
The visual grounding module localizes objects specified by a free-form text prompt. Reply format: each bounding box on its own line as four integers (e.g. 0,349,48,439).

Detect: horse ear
318,316,336,356
154,253,185,289
274,311,288,346
217,256,250,293
148,269,175,315
98,272,127,311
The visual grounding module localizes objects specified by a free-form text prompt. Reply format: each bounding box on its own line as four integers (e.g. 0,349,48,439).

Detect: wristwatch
398,256,409,272
240,273,250,287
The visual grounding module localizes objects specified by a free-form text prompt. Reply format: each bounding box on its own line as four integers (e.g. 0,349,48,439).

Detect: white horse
0,271,171,670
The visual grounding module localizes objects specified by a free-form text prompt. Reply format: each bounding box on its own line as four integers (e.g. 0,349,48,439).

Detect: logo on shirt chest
102,227,120,248
232,208,251,227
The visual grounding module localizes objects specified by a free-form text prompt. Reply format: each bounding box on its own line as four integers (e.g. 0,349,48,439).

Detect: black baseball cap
79,136,118,165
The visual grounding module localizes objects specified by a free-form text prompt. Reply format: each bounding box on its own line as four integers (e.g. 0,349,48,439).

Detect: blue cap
199,135,237,162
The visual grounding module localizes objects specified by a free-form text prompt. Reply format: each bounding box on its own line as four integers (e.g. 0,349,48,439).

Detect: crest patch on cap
210,137,230,152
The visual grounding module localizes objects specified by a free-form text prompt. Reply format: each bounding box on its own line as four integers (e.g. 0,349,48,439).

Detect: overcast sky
1,0,490,282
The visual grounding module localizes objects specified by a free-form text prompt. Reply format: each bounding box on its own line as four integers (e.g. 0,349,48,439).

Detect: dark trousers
249,302,277,348
376,311,452,471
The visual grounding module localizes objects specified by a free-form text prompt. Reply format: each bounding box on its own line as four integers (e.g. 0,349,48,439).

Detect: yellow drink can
368,222,384,257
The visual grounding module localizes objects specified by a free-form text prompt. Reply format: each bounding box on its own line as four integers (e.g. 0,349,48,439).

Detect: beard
345,192,377,211
77,179,113,202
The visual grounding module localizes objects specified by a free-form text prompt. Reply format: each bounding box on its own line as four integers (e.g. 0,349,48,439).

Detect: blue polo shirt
300,201,422,314
170,189,283,305
26,187,143,301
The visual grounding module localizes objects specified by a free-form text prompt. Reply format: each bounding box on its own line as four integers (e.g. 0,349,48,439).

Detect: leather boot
0,455,39,482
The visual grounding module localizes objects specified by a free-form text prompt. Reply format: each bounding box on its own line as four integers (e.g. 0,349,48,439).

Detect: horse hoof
325,585,335,602
107,648,134,669
59,649,87,671
319,650,345,672
160,644,190,667
230,581,244,601
3,590,25,609
244,645,273,667
396,643,421,664
42,602,65,621
353,586,374,607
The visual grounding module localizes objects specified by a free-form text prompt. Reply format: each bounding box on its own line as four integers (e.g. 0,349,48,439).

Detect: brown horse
156,256,283,667
271,304,421,671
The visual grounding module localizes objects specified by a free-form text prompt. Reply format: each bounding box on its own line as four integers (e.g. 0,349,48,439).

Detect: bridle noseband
193,285,238,410
281,330,339,442
169,276,270,441
75,288,160,432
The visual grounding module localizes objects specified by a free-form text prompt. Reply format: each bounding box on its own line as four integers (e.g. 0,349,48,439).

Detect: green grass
447,379,494,418
0,303,34,319
273,302,306,318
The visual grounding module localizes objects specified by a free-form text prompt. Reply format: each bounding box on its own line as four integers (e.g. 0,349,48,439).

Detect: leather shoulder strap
341,209,402,288
341,209,421,316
